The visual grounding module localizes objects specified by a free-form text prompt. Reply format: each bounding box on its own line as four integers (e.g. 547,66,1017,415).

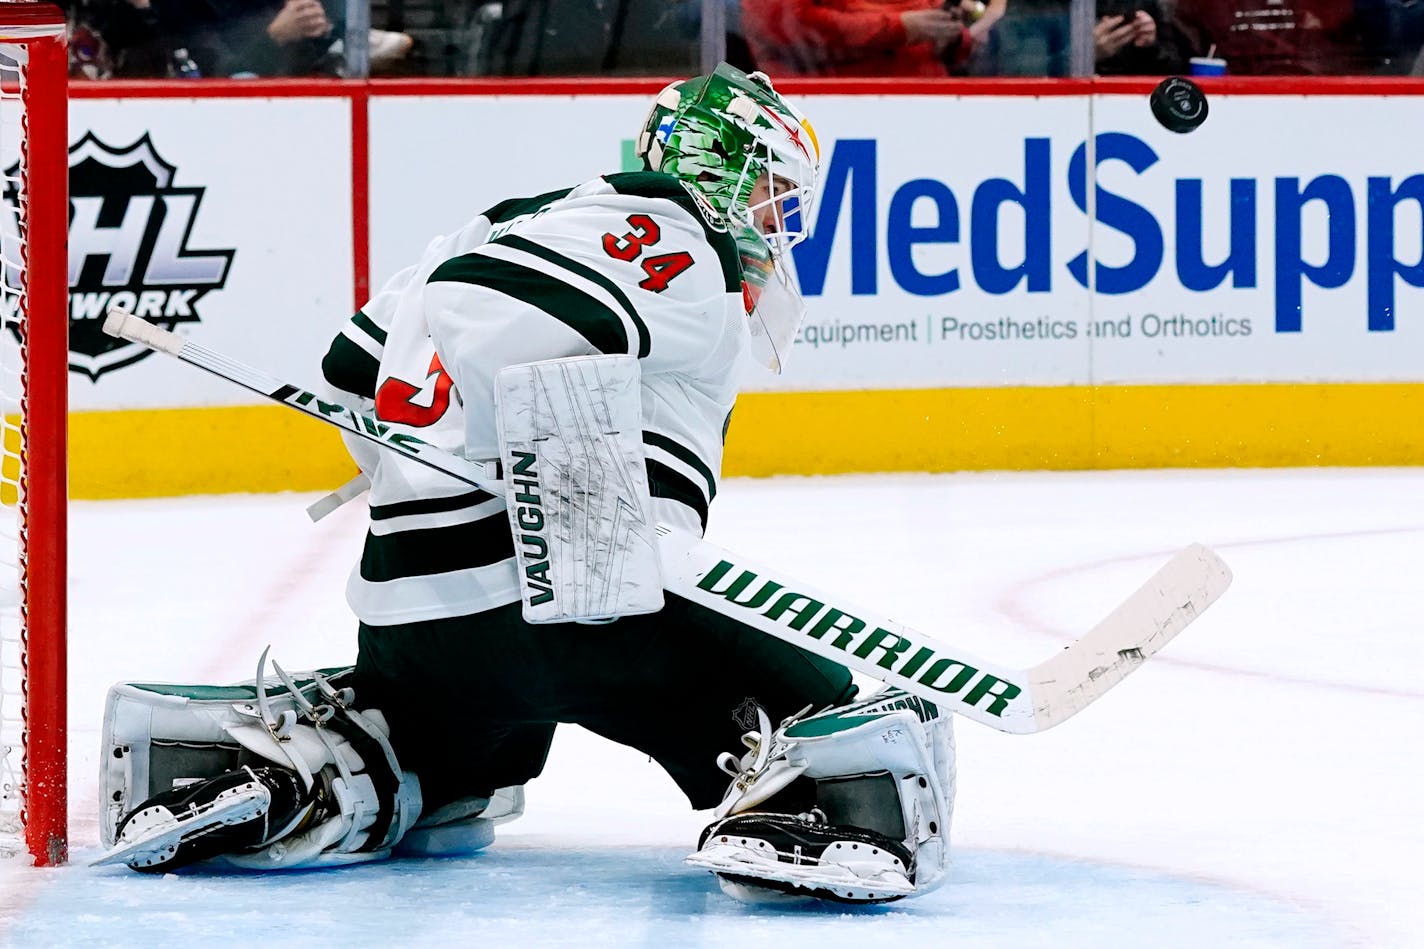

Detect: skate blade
91,784,271,869
686,843,915,897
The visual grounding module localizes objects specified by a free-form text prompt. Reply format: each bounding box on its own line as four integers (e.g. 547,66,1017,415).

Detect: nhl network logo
2,132,235,380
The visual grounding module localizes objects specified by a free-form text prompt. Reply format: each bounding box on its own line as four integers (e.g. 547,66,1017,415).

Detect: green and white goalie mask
636,62,821,373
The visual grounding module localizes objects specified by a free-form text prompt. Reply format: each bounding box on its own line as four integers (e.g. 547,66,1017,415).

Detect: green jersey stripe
482,187,575,226
494,234,651,358
360,516,515,582
369,489,499,522
647,459,709,532
643,431,717,501
427,252,631,356
352,310,388,345
321,334,380,400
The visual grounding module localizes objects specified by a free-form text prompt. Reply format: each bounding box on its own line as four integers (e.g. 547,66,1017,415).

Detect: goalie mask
635,63,821,373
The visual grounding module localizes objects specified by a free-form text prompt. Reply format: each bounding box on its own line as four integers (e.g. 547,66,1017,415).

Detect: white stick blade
1027,543,1232,729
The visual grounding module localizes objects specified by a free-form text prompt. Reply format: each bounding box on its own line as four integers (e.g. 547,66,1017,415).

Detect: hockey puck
1149,76,1208,134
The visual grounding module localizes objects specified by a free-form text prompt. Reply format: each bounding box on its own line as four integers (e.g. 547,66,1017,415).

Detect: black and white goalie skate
690,810,916,904
93,766,314,872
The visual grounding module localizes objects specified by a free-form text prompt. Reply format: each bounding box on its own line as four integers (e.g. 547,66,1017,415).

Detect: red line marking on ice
2,496,366,938
195,497,362,681
993,526,1424,701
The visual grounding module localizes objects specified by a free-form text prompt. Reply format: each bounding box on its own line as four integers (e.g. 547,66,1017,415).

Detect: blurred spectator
64,0,414,79
973,0,1070,74
63,0,166,77
474,1,700,77
366,28,417,74
148,0,343,77
677,0,758,73
1342,0,1424,72
741,0,1006,77
1094,1,1190,74
1172,0,1394,75
974,0,1187,75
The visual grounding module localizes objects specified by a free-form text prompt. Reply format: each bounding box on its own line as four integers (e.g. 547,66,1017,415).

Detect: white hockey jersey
322,172,749,625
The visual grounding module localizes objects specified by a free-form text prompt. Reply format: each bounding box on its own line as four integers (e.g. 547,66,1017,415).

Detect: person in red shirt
1173,0,1387,74
741,0,1005,76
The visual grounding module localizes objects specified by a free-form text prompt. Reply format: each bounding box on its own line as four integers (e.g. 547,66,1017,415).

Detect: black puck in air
1149,76,1208,134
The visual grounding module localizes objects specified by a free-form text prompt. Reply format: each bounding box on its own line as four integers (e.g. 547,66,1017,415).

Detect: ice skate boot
694,806,916,903
93,765,315,872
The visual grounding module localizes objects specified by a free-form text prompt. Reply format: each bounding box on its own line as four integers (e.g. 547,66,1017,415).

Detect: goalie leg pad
393,785,525,858
687,688,956,904
98,653,422,871
100,664,359,847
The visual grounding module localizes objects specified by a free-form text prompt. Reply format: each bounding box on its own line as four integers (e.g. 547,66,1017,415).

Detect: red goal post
0,2,68,867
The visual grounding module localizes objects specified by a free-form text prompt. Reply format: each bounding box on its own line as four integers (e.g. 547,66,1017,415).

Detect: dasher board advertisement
42,95,354,410
368,90,1424,392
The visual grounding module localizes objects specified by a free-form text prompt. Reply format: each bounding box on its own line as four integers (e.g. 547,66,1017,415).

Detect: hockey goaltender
93,63,1230,907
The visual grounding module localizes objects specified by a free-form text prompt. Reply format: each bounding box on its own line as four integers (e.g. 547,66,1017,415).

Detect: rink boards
42,78,1424,496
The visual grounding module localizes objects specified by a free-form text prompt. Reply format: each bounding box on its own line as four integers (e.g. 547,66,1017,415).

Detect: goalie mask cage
0,2,67,867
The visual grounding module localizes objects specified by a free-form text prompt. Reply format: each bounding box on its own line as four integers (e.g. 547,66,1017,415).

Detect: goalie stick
103,309,1232,735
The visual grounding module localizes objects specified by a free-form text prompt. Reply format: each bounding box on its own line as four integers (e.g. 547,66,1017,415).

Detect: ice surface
3,469,1419,948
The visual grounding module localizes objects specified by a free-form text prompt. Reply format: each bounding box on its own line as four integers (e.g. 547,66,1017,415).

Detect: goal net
0,2,68,867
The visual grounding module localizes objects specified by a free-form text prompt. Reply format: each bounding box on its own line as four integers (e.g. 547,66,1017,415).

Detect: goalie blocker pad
494,354,664,624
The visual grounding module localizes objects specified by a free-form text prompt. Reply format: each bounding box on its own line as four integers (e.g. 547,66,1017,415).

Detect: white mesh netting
0,39,31,855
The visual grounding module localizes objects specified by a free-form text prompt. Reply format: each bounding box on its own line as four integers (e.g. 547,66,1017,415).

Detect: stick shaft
103,309,1230,733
